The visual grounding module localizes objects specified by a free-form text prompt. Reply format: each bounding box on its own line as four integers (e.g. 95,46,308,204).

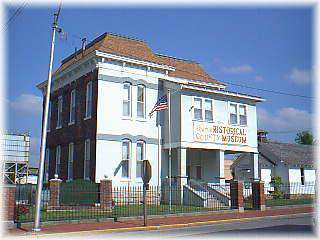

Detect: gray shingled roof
232,141,314,168
259,141,313,166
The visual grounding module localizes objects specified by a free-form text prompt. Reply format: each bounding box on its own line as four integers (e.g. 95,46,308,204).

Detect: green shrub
271,176,283,199
60,179,99,205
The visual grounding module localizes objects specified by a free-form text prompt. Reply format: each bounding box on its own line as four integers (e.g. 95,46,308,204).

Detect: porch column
216,150,225,185
251,153,259,181
177,148,187,204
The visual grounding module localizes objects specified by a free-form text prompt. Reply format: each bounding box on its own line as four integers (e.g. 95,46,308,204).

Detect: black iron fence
14,181,316,224
15,184,230,224
264,182,315,207
243,182,252,209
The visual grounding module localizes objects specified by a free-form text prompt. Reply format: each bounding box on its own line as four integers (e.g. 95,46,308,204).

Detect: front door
196,165,202,180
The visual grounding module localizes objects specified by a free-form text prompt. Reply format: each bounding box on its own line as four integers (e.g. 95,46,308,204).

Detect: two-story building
37,32,264,188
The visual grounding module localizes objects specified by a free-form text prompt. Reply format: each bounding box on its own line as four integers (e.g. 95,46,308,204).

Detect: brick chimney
257,130,268,143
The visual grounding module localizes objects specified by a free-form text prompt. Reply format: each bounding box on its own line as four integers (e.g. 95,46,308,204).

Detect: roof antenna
81,38,87,56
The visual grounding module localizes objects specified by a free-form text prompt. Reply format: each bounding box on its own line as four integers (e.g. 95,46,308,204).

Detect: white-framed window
85,81,92,119
84,139,91,180
193,97,203,120
136,140,145,178
68,142,74,180
123,82,132,117
229,103,238,125
229,103,248,126
57,96,63,128
47,101,51,132
55,145,61,176
45,148,50,182
204,99,213,122
239,105,247,126
122,139,131,178
69,90,76,124
137,85,145,118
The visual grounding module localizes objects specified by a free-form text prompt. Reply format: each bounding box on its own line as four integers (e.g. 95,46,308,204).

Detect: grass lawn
16,204,228,223
243,198,313,209
265,198,313,207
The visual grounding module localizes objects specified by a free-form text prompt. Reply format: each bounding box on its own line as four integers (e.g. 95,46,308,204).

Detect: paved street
105,213,315,239
11,212,315,239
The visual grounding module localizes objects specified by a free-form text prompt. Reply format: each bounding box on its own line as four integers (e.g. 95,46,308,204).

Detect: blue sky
6,6,313,166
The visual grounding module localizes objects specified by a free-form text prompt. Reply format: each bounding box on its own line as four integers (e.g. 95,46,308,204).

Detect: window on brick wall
84,139,91,180
47,101,51,132
57,96,63,128
55,145,61,176
45,148,50,182
68,143,74,180
85,82,92,119
69,90,76,124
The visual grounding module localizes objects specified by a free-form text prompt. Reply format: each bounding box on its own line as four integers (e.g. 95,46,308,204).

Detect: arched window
69,90,76,124
136,140,145,178
137,85,145,118
122,82,132,117
122,139,131,178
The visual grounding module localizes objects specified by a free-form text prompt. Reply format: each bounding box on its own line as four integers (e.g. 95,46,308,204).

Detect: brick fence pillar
230,180,244,212
3,185,16,222
252,181,266,211
100,178,112,208
49,176,62,207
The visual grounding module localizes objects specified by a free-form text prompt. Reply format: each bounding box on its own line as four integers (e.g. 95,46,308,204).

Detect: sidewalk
8,205,313,236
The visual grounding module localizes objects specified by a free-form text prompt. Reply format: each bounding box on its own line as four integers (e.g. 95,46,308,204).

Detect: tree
295,131,314,145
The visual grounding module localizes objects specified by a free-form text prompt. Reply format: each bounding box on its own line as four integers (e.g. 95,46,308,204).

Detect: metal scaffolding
1,132,31,184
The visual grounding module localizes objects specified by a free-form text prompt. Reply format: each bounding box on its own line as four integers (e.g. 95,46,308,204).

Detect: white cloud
257,107,312,133
10,94,42,115
287,68,311,85
222,64,254,74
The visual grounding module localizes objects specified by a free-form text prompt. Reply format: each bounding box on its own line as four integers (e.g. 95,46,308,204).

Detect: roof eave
181,84,265,102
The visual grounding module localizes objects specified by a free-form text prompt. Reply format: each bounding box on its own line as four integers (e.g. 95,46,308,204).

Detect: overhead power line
59,29,313,100
2,1,28,32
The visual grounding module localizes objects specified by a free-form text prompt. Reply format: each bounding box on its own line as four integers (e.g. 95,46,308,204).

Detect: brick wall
3,185,16,221
44,69,98,182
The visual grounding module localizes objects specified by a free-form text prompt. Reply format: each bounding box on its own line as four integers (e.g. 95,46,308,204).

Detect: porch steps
187,180,230,207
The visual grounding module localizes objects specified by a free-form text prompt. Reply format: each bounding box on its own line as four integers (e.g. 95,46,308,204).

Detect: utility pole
33,2,61,232
167,89,172,212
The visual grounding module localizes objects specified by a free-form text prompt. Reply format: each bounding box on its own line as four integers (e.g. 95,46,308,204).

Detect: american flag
149,95,168,117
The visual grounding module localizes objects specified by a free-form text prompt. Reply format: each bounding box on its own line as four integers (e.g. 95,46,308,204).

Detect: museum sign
193,122,248,145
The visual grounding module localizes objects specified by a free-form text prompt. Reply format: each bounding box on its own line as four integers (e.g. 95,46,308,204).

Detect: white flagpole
167,89,172,211
157,124,160,188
